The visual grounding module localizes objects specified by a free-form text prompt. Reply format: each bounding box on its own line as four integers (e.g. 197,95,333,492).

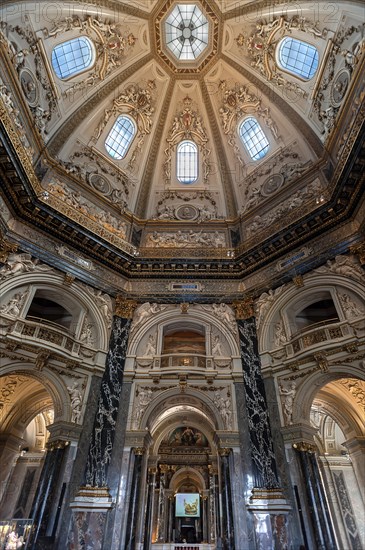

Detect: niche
26,289,74,331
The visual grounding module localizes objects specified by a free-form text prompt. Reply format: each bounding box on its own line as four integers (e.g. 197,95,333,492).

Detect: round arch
0,271,111,350
128,305,240,357
258,273,365,352
0,361,73,427
292,363,365,435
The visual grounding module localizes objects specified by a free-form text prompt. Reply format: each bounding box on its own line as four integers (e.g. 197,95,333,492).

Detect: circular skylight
165,4,209,61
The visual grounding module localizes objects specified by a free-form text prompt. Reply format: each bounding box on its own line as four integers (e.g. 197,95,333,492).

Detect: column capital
350,240,365,265
134,446,146,455
46,439,70,451
218,447,231,456
114,296,138,318
0,235,18,263
292,441,317,453
233,298,255,319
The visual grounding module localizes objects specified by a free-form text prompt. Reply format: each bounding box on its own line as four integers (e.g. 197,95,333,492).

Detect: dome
0,0,364,301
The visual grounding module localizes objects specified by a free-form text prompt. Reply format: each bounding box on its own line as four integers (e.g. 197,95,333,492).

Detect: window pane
177,141,198,183
278,37,319,80
239,117,269,160
105,116,135,160
51,37,94,79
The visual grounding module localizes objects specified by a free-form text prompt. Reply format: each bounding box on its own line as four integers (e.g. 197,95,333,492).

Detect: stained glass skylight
165,4,209,61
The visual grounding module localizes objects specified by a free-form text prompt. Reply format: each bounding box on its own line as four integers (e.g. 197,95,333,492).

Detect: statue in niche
67,381,83,424
213,391,232,430
134,386,153,426
211,335,223,356
144,334,157,356
279,382,296,425
274,321,287,347
339,293,363,319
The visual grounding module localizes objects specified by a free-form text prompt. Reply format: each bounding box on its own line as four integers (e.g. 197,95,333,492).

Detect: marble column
157,465,168,542
143,466,157,549
68,298,137,547
220,449,235,550
28,440,69,549
0,433,24,505
294,442,337,550
202,493,209,543
125,448,144,550
208,467,218,543
233,299,291,550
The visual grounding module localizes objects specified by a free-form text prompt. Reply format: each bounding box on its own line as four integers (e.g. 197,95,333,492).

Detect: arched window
51,37,94,79
105,116,136,160
239,117,269,160
177,140,198,184
277,37,319,80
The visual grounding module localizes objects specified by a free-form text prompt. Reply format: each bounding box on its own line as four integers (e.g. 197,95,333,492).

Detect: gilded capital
350,241,365,265
0,237,18,263
115,295,138,318
292,441,317,453
233,298,254,320
134,446,146,455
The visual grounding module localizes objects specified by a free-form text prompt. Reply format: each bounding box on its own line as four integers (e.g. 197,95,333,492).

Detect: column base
247,488,291,513
70,486,113,512
247,489,292,550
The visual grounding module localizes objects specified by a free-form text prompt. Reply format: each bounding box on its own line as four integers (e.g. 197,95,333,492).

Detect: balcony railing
288,320,351,356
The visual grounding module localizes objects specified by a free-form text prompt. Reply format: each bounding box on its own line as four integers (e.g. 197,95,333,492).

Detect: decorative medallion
88,173,112,195
261,173,284,196
330,68,350,107
19,68,38,107
175,204,199,220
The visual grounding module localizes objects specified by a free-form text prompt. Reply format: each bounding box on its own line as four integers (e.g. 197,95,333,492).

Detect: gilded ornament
233,298,254,320
115,296,137,318
0,237,18,263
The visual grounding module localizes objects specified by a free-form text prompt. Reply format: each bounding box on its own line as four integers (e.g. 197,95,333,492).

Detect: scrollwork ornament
115,296,138,318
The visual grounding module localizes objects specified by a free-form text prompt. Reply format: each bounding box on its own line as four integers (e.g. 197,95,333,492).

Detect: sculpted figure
339,293,363,319
279,382,296,424
0,291,28,316
144,334,157,356
212,335,223,356
67,382,83,423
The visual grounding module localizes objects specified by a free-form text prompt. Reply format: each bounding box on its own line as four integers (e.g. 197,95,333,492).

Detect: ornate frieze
0,253,52,280
154,190,219,221
45,179,133,253
145,230,226,248
245,178,325,238
61,144,131,212
0,78,34,159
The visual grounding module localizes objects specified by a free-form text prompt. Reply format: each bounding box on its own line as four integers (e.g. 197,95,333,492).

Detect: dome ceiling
0,0,364,298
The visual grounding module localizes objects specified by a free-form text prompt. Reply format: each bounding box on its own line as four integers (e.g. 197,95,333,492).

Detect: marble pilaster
68,298,137,549
235,312,278,489
143,467,157,549
234,301,292,550
294,443,337,550
84,301,136,488
220,449,235,550
28,440,69,549
124,448,144,550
